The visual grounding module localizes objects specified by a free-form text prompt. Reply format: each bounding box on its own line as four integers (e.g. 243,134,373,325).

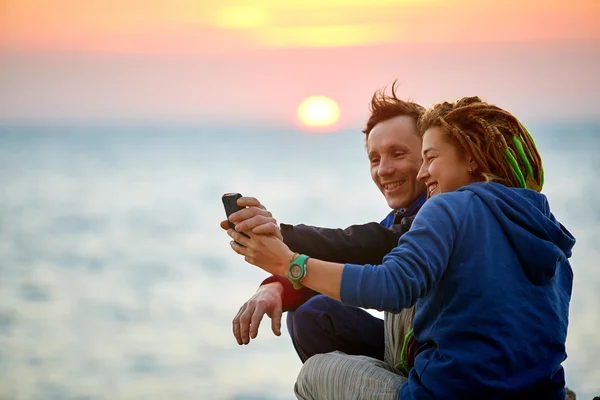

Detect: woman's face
417,127,479,198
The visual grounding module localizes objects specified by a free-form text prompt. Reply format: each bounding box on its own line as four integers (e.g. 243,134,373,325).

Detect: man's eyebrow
389,144,409,151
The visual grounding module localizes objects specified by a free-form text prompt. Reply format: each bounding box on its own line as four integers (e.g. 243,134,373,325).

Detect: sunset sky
1,0,599,125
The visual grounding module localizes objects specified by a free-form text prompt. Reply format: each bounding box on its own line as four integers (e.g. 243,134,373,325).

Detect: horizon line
2,37,599,56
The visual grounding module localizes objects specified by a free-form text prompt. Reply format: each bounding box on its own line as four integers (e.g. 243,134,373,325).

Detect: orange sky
1,0,599,123
2,0,600,53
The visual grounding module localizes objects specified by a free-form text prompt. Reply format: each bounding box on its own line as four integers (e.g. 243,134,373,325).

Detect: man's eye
393,152,405,158
370,158,380,164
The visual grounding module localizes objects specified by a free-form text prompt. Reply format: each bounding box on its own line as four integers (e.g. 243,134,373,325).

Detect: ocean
0,122,598,399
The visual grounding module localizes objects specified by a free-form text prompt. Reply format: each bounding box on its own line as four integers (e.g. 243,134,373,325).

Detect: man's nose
377,158,394,176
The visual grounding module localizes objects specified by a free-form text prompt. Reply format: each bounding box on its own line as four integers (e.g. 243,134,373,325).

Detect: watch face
290,264,302,279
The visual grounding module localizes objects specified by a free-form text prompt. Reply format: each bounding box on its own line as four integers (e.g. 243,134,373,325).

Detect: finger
270,302,283,337
230,240,250,257
229,206,272,224
235,215,277,232
237,196,266,209
227,229,252,248
220,220,230,230
252,221,281,236
249,303,267,339
232,304,246,345
239,306,253,344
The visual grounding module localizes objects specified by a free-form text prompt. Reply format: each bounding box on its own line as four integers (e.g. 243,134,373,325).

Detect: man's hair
418,96,544,192
362,80,425,140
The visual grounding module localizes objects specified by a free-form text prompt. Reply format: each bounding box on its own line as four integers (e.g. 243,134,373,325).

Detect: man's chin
386,197,406,211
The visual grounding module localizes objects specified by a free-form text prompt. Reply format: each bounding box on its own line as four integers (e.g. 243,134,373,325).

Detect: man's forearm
281,222,401,264
260,275,318,312
259,280,284,296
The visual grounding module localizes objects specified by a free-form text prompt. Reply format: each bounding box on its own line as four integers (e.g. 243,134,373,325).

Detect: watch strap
287,254,309,290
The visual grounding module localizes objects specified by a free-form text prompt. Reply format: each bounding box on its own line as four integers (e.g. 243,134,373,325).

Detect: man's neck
393,192,427,222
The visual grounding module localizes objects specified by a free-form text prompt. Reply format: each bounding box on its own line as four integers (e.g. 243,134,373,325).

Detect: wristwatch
287,254,309,290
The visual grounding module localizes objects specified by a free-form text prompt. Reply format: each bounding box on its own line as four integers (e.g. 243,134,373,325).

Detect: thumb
271,302,283,336
220,220,230,230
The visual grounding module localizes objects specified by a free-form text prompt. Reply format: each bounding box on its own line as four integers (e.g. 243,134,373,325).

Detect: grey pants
294,307,414,400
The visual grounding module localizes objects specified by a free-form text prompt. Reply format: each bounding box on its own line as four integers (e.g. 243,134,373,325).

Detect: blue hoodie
341,182,575,400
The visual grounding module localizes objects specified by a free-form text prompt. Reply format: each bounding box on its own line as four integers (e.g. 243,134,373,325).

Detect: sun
297,96,340,130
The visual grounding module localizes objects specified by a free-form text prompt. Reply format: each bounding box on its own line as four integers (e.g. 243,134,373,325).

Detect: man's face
367,116,426,210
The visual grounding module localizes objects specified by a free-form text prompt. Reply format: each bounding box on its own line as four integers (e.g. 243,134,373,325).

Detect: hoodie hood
458,182,575,285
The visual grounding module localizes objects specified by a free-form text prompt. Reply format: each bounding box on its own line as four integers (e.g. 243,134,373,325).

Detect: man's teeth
384,182,403,190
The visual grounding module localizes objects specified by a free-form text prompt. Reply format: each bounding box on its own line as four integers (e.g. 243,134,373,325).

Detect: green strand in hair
523,142,539,187
504,148,526,188
522,126,544,189
511,135,540,190
511,136,534,179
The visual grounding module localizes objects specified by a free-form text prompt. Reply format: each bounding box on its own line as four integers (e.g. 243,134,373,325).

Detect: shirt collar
393,192,427,221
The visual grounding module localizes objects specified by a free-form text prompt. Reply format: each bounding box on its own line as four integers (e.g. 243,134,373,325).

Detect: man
221,82,427,368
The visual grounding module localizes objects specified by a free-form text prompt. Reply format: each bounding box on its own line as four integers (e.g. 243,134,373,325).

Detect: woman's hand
227,229,295,277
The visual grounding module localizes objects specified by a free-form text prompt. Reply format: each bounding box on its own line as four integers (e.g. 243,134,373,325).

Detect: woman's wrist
279,250,297,276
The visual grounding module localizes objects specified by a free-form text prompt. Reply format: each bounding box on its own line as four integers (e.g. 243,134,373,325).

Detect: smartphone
222,193,250,244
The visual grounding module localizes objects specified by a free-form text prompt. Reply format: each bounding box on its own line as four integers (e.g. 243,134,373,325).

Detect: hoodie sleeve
340,193,469,312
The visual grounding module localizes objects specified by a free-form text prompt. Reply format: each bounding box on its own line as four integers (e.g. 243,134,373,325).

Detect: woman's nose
417,163,428,181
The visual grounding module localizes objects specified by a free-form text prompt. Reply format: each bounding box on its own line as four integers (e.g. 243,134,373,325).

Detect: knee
295,353,331,396
295,295,340,324
291,295,338,335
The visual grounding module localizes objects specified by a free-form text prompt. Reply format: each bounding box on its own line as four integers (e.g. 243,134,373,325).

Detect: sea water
0,122,598,399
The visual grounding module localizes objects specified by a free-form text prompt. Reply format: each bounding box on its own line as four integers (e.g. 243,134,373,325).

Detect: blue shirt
341,182,575,399
380,193,427,229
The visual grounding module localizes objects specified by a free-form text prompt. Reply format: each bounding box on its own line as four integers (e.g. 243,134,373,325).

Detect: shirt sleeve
340,194,468,312
281,222,402,265
260,275,317,312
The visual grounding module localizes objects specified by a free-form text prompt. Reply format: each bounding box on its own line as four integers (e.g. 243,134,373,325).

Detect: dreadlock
418,97,544,192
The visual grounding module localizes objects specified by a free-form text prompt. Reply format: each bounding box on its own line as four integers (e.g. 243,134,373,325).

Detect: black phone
222,193,250,244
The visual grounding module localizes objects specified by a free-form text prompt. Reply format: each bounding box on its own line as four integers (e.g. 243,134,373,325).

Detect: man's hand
219,196,283,241
233,282,284,345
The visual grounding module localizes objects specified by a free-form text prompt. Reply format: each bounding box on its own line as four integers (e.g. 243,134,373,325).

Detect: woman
227,97,575,399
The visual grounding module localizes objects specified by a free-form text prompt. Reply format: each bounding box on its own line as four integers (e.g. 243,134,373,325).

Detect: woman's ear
468,158,478,170
464,152,477,169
